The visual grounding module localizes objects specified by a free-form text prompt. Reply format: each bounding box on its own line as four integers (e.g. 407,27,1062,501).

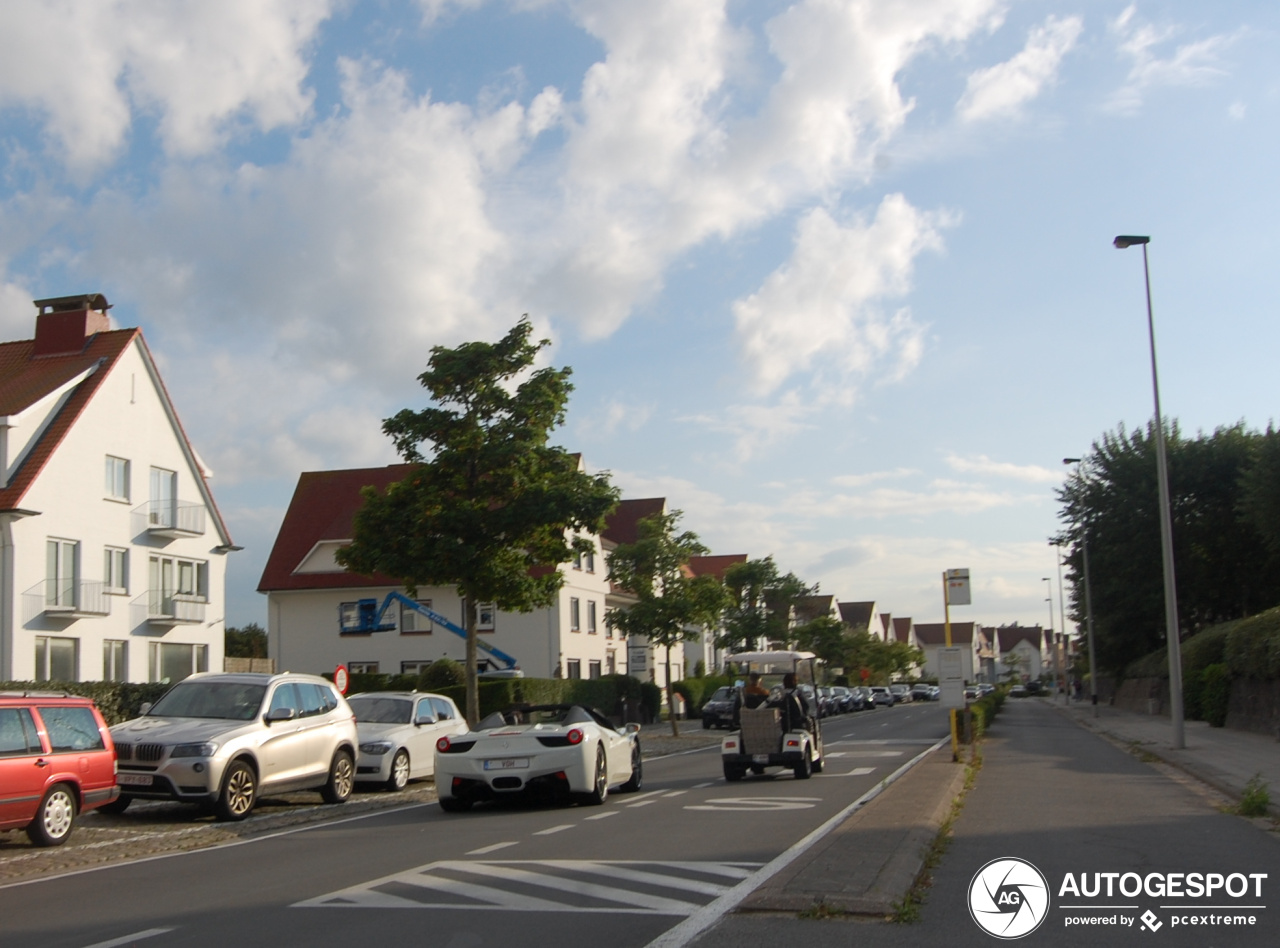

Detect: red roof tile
892,617,913,643
686,554,747,581
913,621,976,645
257,465,416,592
602,497,666,546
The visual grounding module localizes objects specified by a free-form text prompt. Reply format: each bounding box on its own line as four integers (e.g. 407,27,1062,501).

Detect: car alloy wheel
583,746,608,805
387,749,410,792
216,761,257,821
322,750,355,804
27,785,76,846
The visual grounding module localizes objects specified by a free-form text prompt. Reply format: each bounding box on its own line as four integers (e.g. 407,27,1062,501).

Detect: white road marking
467,841,519,855
684,796,820,813
294,860,762,914
692,782,714,789
832,767,876,777
842,751,904,758
583,812,618,821
627,799,659,808
81,930,174,948
663,790,688,798
533,824,574,836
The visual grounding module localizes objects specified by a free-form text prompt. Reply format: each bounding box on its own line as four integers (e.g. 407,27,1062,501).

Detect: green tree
842,629,922,684
1240,424,1280,556
763,573,817,649
1057,421,1280,672
606,511,730,736
225,623,267,659
719,557,778,652
337,318,619,723
793,615,848,669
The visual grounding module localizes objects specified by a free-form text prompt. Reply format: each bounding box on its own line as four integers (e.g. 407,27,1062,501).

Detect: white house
258,464,621,681
913,622,980,683
996,625,1044,682
0,293,236,685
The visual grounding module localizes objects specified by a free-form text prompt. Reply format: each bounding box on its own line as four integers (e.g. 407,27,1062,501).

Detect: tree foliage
717,557,816,652
225,623,267,659
1240,425,1280,556
337,318,619,723
1057,420,1280,673
606,511,730,736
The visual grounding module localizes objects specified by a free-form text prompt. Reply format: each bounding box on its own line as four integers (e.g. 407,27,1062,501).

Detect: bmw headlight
360,741,394,755
170,742,218,758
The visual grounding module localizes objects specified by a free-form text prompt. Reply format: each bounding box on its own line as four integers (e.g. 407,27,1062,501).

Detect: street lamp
1114,235,1185,749
1054,540,1069,705
1042,577,1059,695
1064,457,1099,717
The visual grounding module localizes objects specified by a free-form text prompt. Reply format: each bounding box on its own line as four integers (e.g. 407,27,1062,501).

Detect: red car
0,693,119,846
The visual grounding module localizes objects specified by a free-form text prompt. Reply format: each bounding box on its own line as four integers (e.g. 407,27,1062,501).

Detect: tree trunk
666,643,679,737
464,597,479,726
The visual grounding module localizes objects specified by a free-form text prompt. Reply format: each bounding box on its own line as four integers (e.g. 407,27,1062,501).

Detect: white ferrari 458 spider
434,704,643,811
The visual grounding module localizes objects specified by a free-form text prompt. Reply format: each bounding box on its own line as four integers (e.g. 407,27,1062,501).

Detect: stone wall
1226,678,1280,738
224,656,275,673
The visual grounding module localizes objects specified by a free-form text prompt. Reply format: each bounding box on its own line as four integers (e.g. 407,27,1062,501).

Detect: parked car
349,692,470,791
701,686,737,730
869,686,895,706
108,672,359,821
817,687,837,717
435,704,642,811
830,686,854,713
964,685,981,700
854,686,877,709
1009,684,1029,697
0,693,119,846
910,683,934,702
889,684,913,704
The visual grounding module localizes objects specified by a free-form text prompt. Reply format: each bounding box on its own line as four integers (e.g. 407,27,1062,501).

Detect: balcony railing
23,580,111,622
135,590,207,624
132,500,206,538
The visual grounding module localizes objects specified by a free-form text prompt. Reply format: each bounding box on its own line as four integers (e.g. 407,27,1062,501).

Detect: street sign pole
941,568,971,761
944,572,958,762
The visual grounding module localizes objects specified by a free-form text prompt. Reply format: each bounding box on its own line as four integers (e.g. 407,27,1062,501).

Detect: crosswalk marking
293,860,763,915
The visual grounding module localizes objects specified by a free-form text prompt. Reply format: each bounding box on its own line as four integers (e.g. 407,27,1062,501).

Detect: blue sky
1,1,1276,636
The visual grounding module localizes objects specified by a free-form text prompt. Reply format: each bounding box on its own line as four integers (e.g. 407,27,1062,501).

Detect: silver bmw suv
108,672,358,821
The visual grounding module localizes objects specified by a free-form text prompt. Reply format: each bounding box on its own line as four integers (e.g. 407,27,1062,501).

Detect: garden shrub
1200,663,1231,727
419,658,465,690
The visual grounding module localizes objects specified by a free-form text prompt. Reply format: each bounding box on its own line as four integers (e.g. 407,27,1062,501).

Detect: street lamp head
1113,235,1150,249
1063,457,1081,465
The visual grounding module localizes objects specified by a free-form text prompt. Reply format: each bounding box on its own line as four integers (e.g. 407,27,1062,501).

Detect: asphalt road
0,702,950,948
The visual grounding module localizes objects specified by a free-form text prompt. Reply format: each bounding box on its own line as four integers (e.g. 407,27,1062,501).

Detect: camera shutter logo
968,857,1050,939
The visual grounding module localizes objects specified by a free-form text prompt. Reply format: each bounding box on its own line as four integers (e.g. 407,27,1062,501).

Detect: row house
258,462,618,681
995,624,1046,682
912,621,980,683
683,553,747,674
0,294,235,685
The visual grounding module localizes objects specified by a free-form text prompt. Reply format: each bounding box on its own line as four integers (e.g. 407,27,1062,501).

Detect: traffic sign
946,568,971,606
334,664,349,694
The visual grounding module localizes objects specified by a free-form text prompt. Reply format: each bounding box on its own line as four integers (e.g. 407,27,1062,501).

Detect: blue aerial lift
339,591,520,673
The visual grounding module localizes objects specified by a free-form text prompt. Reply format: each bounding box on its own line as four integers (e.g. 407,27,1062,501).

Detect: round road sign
334,664,349,694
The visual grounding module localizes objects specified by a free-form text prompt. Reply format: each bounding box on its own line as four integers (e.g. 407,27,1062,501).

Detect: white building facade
0,294,235,684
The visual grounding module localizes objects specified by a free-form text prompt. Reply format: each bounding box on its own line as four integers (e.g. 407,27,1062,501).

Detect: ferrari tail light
566,728,583,745
436,736,451,752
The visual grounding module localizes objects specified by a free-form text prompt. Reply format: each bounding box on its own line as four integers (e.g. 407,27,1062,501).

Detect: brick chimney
32,293,112,357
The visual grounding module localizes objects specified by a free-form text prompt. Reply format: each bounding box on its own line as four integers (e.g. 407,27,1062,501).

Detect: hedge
671,675,733,714
0,680,170,726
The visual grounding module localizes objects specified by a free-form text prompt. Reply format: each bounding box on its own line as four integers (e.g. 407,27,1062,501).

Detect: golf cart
720,650,825,781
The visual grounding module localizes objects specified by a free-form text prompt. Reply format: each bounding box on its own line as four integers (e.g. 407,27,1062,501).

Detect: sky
1,0,1276,638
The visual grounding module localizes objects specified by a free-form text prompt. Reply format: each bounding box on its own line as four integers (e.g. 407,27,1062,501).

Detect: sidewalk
1052,697,1280,815
686,697,1280,948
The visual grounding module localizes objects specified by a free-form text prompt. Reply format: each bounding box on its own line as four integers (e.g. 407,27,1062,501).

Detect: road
0,703,949,948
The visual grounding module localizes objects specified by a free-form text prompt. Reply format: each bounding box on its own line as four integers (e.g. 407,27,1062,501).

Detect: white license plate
752,754,770,764
483,758,530,771
117,773,153,787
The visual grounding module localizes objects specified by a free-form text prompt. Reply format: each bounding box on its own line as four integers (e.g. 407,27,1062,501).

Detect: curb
738,745,969,915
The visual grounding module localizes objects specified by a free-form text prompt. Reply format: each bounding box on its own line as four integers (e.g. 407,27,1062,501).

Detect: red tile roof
892,617,914,643
838,601,875,630
602,497,666,546
913,621,976,646
257,465,416,592
997,626,1044,653
686,553,747,581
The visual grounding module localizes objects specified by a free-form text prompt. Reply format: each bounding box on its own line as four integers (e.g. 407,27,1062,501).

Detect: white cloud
944,453,1063,484
575,399,654,441
733,194,951,394
957,15,1082,122
0,0,331,169
1106,5,1239,114
831,468,919,488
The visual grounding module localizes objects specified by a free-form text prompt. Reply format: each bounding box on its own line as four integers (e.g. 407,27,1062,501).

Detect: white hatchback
350,692,470,791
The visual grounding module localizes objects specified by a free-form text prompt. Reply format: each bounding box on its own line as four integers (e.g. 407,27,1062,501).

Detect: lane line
466,841,519,855
80,929,174,948
533,824,574,836
584,812,618,821
644,735,950,948
692,782,714,789
663,790,688,798
627,799,659,808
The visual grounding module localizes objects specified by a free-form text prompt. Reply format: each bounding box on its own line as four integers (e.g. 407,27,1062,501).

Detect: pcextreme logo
968,857,1051,939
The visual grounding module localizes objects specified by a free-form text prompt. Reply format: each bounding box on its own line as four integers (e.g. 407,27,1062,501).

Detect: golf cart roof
727,650,817,664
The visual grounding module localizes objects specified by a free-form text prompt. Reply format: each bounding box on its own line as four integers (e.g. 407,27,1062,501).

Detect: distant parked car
889,684,913,704
701,687,737,730
1010,684,1029,698
869,686,895,707
910,683,933,702
830,686,854,713
109,672,358,821
349,692,470,791
0,693,119,846
854,686,877,709
964,685,980,700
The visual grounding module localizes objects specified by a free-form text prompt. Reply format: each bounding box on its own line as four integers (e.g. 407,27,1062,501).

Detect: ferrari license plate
117,773,153,787
484,758,530,770
752,754,770,764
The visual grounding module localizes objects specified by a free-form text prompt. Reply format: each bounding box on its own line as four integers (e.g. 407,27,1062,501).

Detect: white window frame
349,661,379,674
566,659,581,679
45,538,79,607
570,597,581,632
148,555,208,615
401,661,430,675
589,659,602,679
400,599,433,634
148,642,208,684
105,456,130,502
104,547,128,594
149,466,177,527
587,600,597,635
35,635,79,682
103,640,128,682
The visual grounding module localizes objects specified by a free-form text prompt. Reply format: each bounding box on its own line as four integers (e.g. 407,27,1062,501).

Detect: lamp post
1054,541,1069,704
1064,457,1100,717
1043,577,1058,695
1113,235,1184,749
